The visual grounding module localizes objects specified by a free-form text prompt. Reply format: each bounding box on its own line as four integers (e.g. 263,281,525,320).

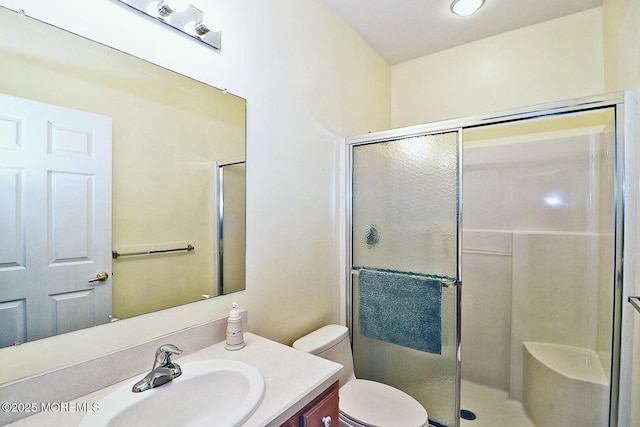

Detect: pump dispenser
224,302,245,350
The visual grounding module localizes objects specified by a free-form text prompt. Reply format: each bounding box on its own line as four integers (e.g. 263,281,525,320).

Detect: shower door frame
344,91,633,427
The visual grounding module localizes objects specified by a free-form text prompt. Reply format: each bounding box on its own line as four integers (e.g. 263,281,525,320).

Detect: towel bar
112,244,195,259
353,269,461,288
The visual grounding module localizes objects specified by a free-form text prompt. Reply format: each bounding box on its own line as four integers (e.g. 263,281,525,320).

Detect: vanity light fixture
450,0,485,17
118,0,221,50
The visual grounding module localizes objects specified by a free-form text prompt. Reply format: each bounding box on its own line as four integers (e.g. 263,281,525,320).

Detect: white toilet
292,324,428,427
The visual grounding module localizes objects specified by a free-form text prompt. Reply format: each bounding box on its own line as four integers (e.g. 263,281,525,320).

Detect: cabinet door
300,382,339,427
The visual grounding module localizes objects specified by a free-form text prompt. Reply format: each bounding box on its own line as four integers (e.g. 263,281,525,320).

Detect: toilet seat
339,379,428,427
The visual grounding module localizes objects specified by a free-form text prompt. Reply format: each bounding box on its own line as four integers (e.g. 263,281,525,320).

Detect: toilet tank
292,324,356,387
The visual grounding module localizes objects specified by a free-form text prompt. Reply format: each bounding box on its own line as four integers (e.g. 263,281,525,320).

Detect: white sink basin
80,359,265,427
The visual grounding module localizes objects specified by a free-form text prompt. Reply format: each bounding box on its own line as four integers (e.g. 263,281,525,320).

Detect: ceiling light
451,0,485,17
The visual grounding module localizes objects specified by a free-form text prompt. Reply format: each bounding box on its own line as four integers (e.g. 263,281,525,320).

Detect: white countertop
7,333,342,426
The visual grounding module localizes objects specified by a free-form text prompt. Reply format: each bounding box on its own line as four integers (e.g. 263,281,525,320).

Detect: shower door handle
629,296,640,314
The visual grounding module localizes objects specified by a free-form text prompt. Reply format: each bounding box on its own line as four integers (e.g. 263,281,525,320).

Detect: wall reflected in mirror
0,6,246,347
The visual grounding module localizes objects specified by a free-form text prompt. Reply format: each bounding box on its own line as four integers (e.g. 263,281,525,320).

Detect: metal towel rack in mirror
113,245,195,259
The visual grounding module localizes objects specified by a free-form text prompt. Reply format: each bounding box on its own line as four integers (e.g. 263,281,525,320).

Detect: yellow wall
602,0,640,423
391,8,605,127
603,0,640,92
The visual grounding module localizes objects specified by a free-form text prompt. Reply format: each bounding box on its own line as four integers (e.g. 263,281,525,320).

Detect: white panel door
0,93,112,346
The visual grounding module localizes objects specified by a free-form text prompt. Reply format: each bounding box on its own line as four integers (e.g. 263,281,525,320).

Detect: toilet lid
339,379,428,427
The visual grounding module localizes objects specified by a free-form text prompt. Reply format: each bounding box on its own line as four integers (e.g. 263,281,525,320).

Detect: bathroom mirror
0,7,246,346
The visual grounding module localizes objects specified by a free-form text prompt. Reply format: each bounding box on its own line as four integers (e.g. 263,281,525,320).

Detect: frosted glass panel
351,131,459,426
352,133,458,277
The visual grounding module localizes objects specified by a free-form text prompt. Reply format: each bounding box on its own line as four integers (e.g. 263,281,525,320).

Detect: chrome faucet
132,344,183,393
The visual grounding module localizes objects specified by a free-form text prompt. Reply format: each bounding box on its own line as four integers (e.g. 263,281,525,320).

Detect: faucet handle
158,344,182,355
155,344,183,367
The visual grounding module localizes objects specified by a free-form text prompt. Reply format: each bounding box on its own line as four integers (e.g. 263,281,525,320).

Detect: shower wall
461,113,615,402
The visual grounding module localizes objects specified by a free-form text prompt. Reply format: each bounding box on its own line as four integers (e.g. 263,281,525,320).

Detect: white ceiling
321,0,602,65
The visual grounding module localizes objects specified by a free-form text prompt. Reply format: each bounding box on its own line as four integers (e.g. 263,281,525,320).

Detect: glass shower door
349,131,461,427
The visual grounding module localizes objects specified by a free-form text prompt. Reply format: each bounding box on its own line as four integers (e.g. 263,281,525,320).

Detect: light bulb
193,13,220,36
157,0,190,17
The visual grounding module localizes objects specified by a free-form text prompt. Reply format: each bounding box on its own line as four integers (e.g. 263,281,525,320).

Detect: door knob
88,271,109,283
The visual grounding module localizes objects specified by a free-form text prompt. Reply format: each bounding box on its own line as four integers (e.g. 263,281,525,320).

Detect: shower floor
459,380,534,427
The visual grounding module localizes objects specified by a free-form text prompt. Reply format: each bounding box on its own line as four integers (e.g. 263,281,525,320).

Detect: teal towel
358,268,443,355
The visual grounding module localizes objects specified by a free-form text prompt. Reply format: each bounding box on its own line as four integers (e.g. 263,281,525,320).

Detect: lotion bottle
225,302,245,350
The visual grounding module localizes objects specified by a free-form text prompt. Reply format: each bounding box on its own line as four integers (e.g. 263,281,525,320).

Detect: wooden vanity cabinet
281,381,339,427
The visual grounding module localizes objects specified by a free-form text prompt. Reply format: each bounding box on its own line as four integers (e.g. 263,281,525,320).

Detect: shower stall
345,94,629,427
